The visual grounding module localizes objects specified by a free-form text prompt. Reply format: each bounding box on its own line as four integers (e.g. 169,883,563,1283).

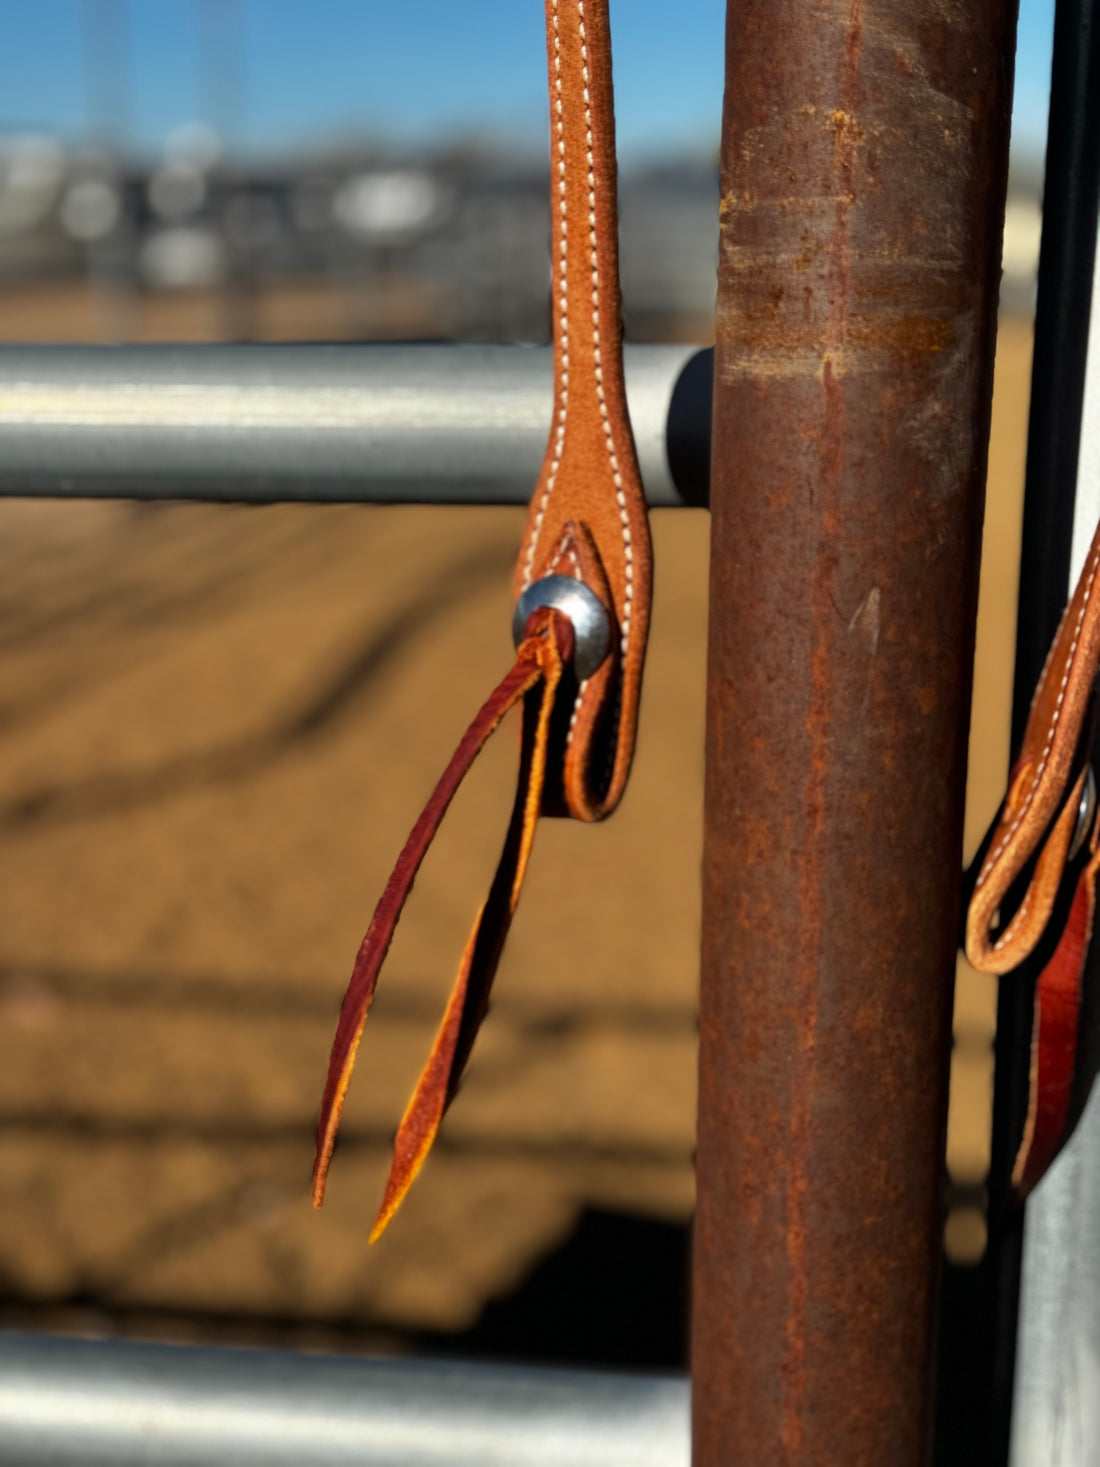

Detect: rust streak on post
693,2,1018,1464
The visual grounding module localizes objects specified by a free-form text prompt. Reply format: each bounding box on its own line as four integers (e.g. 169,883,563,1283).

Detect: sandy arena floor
0,314,1032,1358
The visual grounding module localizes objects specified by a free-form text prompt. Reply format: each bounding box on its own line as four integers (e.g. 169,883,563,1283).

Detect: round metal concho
1070,764,1097,862
511,574,612,681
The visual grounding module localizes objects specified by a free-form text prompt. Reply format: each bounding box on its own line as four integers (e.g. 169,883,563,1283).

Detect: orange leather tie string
312,0,651,1238
312,607,572,1232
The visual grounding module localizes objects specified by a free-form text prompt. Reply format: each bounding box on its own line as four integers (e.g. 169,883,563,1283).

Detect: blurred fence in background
0,129,716,343
0,16,1050,1369
0,128,1044,346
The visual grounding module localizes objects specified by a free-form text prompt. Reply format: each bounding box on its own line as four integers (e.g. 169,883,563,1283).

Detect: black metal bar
1013,0,1100,746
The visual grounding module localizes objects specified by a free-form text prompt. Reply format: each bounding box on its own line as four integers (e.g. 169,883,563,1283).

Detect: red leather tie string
313,608,572,1236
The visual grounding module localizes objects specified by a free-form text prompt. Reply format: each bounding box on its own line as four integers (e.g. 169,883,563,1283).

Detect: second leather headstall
312,0,652,1239
964,515,1100,1200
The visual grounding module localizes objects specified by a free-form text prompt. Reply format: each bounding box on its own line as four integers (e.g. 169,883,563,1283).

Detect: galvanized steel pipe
0,1332,689,1467
0,343,710,507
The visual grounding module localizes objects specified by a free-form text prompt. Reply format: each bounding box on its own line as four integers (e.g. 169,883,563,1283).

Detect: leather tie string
313,608,573,1237
313,0,652,1244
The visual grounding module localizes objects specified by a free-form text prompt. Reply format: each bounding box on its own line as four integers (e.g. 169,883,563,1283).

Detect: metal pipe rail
0,1332,689,1467
0,344,711,508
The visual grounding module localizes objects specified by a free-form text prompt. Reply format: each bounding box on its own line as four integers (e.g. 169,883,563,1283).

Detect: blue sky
0,0,1056,164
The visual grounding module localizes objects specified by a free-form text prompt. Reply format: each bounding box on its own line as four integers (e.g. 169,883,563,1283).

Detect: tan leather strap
313,1,648,1236
518,0,652,820
966,517,1100,974
964,515,1100,1197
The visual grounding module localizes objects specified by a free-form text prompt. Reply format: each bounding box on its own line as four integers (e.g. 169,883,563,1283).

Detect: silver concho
1069,764,1097,862
512,575,612,681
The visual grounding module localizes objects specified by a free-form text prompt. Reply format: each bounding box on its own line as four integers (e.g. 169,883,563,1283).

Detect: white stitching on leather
522,2,631,785
991,881,1034,955
975,535,1100,903
522,1,570,590
577,0,634,660
990,771,1089,953
523,1,634,675
546,541,581,578
568,676,589,736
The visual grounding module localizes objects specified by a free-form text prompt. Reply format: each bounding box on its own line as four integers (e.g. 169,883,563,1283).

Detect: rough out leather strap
518,0,652,820
964,514,1100,1198
313,0,649,1236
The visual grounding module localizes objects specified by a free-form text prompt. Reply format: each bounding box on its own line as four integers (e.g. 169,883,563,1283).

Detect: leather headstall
312,0,652,1239
964,514,1100,1200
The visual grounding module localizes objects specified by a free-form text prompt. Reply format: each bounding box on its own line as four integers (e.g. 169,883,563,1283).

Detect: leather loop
518,0,653,821
966,518,1100,975
964,515,1100,1197
313,0,649,1235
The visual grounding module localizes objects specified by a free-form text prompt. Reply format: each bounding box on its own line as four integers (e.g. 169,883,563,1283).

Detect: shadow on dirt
418,1206,691,1370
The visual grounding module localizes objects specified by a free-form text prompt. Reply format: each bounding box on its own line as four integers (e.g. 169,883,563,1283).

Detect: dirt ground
0,302,1031,1357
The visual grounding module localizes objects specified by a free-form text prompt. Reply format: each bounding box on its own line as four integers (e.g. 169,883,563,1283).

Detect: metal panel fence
0,339,706,1465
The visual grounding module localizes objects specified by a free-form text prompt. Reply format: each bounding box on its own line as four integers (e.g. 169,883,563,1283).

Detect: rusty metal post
693,3,1018,1464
